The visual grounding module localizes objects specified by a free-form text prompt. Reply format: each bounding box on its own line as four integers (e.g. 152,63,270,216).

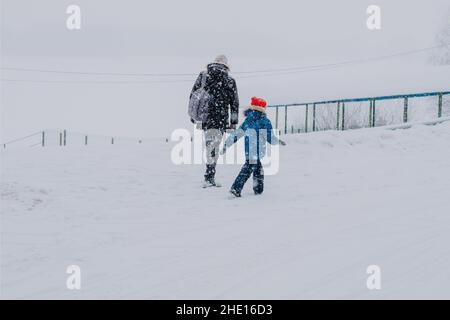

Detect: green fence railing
268,91,450,134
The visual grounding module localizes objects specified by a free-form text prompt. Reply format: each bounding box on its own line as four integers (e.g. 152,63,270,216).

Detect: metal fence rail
268,91,450,134
2,91,449,149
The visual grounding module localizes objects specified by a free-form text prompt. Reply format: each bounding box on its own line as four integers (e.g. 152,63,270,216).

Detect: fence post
284,106,288,135
111,137,114,144
336,102,341,130
341,102,345,131
403,97,408,123
372,99,376,128
305,104,309,133
275,107,279,130
438,93,443,118
41,131,45,147
85,135,88,145
312,103,316,132
369,100,373,128
63,130,67,146
59,132,63,146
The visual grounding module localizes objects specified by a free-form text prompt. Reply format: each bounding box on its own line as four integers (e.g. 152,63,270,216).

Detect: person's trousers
231,160,264,195
204,129,224,182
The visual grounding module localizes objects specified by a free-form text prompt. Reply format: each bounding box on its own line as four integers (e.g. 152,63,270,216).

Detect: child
221,97,286,197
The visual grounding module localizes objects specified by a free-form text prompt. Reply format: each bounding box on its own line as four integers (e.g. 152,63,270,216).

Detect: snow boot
229,189,241,197
202,179,222,188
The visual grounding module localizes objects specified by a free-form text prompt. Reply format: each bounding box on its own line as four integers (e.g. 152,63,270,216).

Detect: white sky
1,0,449,140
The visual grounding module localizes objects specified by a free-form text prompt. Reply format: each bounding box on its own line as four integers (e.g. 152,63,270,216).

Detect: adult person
190,55,239,187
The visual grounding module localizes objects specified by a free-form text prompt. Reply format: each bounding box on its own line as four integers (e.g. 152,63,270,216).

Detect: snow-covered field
2,121,450,299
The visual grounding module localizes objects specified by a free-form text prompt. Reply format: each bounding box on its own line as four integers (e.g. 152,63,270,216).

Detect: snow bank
1,121,450,299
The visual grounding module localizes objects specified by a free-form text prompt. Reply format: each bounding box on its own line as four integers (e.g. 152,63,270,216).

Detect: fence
1,129,156,149
267,91,450,134
2,90,450,148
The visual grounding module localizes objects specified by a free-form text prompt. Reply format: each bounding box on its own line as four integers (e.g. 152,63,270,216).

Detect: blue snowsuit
223,109,280,195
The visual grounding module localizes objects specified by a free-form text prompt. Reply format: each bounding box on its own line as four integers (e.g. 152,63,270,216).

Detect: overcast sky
3,0,449,60
1,0,449,141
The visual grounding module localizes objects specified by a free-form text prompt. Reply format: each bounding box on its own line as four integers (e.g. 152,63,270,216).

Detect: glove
190,118,195,124
279,139,287,146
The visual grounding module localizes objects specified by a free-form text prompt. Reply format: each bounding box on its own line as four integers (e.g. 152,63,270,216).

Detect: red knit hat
249,97,267,113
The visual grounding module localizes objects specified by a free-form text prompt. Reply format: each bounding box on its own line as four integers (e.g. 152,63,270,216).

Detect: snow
2,120,450,299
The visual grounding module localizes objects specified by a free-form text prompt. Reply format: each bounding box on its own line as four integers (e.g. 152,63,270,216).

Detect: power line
0,63,361,84
1,68,197,77
1,64,343,84
1,78,195,84
1,43,448,80
234,44,450,74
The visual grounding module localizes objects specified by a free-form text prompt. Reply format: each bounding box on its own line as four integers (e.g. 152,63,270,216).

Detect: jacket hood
207,63,229,75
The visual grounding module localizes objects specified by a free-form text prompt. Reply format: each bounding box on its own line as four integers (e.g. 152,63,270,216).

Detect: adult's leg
204,129,223,182
231,161,252,194
252,160,264,195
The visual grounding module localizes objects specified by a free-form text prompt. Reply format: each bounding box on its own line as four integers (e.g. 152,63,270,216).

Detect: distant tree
430,9,450,65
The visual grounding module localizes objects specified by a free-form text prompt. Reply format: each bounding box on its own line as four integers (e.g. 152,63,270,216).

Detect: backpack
188,72,211,123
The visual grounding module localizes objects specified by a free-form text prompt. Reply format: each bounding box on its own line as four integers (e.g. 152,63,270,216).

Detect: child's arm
223,127,245,148
221,123,247,154
266,121,287,146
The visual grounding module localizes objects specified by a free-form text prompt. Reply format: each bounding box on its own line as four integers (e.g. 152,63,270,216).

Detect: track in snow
2,121,450,299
